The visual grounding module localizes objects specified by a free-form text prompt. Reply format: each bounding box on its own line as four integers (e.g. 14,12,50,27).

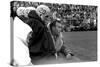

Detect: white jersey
14,17,32,66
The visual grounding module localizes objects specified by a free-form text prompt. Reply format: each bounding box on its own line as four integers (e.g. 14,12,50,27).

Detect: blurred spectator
11,1,97,31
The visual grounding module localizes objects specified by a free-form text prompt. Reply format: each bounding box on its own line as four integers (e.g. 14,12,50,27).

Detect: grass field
32,31,97,65
63,31,97,61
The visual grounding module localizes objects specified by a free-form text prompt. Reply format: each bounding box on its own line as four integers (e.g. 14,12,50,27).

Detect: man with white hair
12,7,33,66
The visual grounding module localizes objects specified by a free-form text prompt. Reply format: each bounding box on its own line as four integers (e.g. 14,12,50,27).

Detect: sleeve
31,20,44,39
26,19,44,45
26,19,44,36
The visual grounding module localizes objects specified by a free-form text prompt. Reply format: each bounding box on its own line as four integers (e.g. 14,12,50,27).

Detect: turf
31,31,97,65
63,31,97,61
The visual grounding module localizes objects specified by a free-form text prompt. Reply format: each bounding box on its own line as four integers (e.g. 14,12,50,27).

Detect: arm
26,19,44,47
60,32,64,45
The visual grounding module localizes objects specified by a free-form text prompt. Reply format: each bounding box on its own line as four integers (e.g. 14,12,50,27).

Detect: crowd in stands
11,1,97,31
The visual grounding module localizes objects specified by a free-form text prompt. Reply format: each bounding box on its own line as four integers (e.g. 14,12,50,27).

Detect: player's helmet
36,5,50,17
16,7,25,16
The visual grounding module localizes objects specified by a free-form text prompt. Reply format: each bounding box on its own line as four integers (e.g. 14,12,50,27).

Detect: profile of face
56,22,62,32
41,15,51,21
41,14,52,24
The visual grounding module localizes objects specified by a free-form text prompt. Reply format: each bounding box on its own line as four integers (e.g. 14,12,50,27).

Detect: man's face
56,22,62,32
41,14,51,24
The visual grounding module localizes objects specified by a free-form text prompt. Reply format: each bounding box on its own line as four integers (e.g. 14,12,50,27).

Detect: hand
66,53,72,60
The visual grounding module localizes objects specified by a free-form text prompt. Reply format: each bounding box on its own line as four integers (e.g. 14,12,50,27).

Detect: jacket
27,10,56,57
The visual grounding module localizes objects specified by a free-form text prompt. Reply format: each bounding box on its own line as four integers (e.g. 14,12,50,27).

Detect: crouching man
50,19,74,59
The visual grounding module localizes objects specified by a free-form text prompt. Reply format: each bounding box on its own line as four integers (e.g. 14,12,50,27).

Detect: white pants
13,17,32,66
